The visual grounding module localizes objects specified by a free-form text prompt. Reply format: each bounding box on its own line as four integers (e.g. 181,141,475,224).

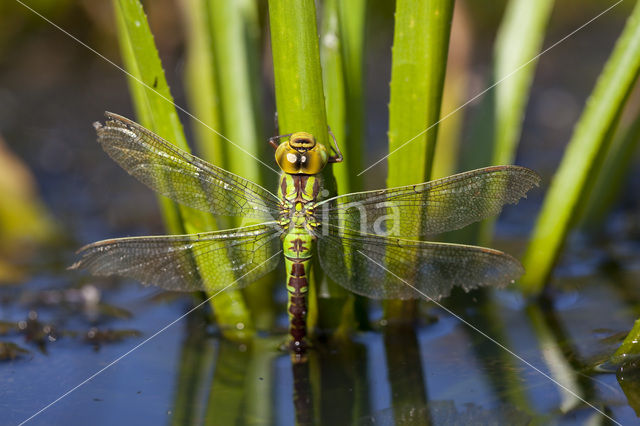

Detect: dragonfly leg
327,126,343,163
269,133,293,150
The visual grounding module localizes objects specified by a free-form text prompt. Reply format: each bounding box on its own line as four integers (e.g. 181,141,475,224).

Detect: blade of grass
432,2,471,179
179,0,224,165
478,0,555,245
209,0,263,184
320,0,347,193
385,0,454,320
579,107,640,231
338,0,367,193
114,0,253,340
521,0,640,295
493,0,555,167
456,0,554,245
387,0,454,185
207,0,277,331
114,0,182,235
268,0,346,336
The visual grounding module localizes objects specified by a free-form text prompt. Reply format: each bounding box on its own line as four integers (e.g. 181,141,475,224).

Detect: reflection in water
314,338,369,424
360,401,534,425
206,339,253,424
383,324,430,425
171,312,216,426
171,312,281,425
5,276,634,423
164,284,633,424
292,361,313,425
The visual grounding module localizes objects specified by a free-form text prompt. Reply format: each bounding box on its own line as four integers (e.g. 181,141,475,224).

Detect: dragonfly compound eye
275,133,329,175
299,147,328,174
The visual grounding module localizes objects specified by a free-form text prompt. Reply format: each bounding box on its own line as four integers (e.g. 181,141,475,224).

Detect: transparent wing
70,223,282,292
317,225,523,300
315,166,540,238
95,112,281,220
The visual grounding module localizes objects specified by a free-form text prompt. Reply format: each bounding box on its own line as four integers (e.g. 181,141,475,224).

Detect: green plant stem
180,0,224,165
338,0,366,193
493,0,555,166
387,0,454,186
268,0,344,336
115,0,182,235
209,0,263,184
580,108,640,231
385,0,454,320
321,0,347,192
432,2,471,180
521,0,640,295
478,0,555,245
114,0,253,340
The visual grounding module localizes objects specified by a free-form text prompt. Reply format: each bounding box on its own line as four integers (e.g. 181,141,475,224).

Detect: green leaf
181,0,224,166
457,0,554,245
478,0,555,244
209,0,264,184
321,0,367,195
492,0,555,166
432,5,471,180
387,0,454,186
385,0,454,320
521,0,640,295
320,0,347,193
579,108,640,231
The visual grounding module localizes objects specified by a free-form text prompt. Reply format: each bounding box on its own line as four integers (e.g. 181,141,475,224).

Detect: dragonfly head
275,132,329,175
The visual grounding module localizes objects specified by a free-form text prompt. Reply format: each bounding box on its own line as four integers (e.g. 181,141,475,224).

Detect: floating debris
0,341,31,361
84,327,141,350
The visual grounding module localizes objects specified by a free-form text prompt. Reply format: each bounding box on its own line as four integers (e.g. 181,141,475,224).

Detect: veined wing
95,112,281,221
315,166,540,238
316,225,522,300
70,223,282,292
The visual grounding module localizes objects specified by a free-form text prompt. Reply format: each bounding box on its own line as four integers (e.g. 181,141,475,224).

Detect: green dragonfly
72,112,540,362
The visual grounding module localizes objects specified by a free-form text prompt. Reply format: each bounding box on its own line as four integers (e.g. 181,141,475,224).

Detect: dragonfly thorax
277,174,321,234
275,132,329,175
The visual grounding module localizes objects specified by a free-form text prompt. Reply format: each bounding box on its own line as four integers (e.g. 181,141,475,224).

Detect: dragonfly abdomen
283,233,314,362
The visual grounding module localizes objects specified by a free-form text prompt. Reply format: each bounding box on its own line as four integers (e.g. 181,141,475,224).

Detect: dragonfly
71,112,540,362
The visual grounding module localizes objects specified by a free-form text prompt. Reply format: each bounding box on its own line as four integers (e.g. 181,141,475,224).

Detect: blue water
2,267,638,425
